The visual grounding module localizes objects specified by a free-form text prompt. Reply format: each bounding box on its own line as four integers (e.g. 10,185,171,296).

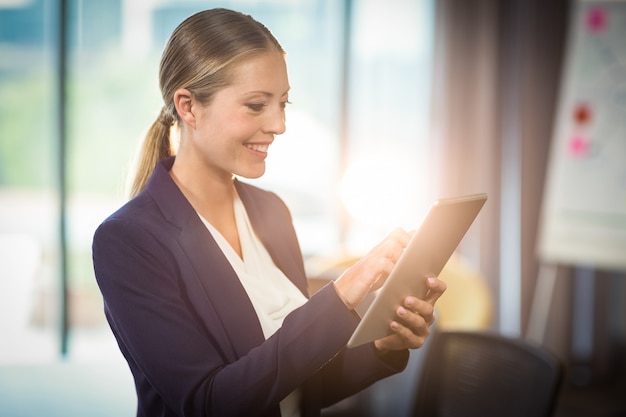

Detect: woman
92,8,445,417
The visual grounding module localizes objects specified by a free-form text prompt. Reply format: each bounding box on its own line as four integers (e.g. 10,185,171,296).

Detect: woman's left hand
374,276,447,352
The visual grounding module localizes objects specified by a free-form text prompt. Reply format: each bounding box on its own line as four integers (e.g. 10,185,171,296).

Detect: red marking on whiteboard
573,103,592,125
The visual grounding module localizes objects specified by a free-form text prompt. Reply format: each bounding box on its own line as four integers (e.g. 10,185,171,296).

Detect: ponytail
128,106,175,198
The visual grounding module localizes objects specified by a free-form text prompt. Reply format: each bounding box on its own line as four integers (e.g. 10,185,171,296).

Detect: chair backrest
412,331,562,417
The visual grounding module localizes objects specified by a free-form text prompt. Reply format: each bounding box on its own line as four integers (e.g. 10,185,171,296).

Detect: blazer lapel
148,157,265,359
178,221,266,358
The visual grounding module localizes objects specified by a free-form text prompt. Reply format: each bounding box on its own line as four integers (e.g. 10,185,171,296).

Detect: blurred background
0,0,624,416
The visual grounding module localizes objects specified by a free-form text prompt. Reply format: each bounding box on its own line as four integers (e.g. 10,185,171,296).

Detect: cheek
199,107,259,146
228,117,261,141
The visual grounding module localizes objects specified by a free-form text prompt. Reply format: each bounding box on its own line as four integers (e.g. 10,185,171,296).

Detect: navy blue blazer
92,156,408,417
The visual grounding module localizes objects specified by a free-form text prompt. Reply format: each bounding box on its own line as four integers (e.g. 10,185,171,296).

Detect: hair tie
159,107,174,126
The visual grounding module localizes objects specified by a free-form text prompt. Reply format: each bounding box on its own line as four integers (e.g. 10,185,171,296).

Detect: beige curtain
429,0,571,354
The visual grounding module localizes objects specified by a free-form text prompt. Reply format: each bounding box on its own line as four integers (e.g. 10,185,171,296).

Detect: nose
263,105,286,135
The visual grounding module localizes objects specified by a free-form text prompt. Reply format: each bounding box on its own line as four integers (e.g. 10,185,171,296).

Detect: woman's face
188,51,290,180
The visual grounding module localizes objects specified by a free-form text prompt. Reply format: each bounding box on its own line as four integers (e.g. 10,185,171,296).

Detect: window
0,0,60,362
0,0,433,361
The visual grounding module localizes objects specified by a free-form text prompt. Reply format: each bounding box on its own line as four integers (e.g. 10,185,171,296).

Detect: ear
173,88,196,129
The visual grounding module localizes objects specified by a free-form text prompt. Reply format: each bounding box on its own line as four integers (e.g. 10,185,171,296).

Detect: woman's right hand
333,228,412,310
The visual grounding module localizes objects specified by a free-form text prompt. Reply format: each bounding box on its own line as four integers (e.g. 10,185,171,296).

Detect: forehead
229,51,290,95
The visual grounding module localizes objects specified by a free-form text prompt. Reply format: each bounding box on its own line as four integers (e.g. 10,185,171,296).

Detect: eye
246,103,266,112
280,100,292,110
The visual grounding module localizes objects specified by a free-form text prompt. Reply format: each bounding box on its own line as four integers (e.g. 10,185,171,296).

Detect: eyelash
246,101,291,112
246,103,266,112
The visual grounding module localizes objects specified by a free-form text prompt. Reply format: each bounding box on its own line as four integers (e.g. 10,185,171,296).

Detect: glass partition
0,0,60,363
0,0,433,361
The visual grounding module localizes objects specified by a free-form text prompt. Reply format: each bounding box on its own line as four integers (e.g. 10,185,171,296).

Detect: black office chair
411,330,562,417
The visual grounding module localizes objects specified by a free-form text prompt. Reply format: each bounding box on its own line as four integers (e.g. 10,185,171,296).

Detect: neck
170,154,242,258
170,158,235,213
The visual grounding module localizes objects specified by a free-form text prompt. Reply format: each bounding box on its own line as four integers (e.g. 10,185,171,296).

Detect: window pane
0,0,60,363
342,0,435,251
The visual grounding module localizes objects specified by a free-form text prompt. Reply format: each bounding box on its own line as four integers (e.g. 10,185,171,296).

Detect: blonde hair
129,8,284,198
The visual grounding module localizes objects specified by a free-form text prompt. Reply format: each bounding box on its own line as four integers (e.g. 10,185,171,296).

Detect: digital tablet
347,193,487,348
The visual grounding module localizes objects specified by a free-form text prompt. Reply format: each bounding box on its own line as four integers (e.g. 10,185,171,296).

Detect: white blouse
198,192,307,417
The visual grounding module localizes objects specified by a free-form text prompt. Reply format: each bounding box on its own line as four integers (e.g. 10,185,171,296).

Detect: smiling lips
245,143,270,153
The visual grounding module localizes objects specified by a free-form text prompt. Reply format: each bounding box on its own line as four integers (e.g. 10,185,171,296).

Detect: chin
237,166,266,180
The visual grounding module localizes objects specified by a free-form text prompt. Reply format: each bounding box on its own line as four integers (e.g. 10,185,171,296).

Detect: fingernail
427,277,436,285
398,307,407,316
390,321,399,329
405,297,414,306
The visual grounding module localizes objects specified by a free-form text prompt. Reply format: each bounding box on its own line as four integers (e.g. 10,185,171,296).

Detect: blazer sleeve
237,183,410,409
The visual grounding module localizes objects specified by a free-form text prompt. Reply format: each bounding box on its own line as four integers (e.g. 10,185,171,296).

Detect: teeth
246,144,269,152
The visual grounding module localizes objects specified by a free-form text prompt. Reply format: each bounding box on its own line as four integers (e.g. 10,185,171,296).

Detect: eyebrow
244,89,291,98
